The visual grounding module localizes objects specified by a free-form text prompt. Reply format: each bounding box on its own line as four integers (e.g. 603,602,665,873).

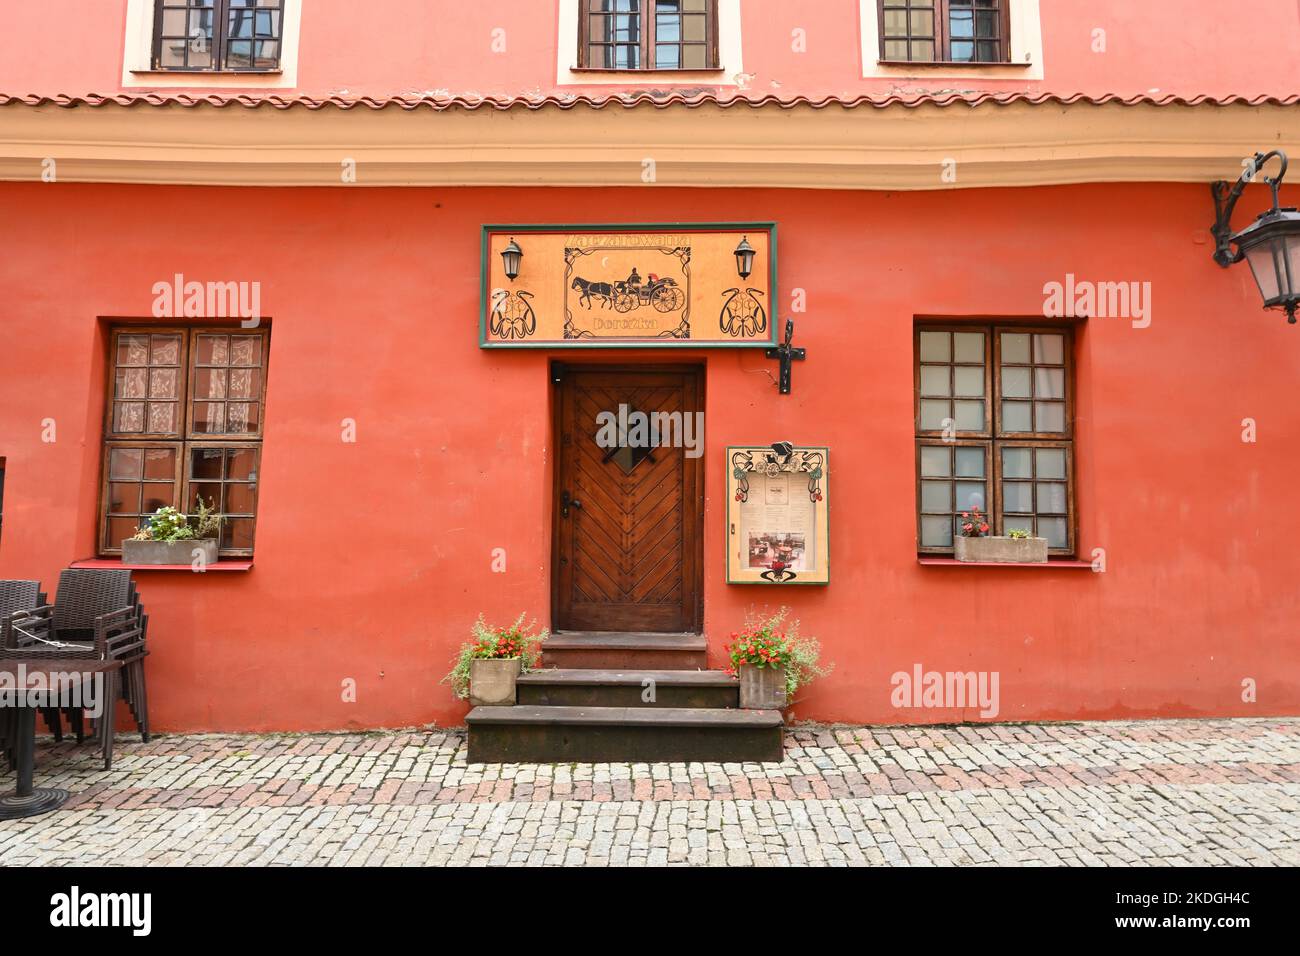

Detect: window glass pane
1036,482,1068,514
953,366,984,397
108,482,142,515
655,45,681,68
191,447,224,479
109,448,144,480
920,446,951,477
883,9,907,35
920,365,951,396
954,400,984,431
1004,516,1034,535
954,481,987,512
1038,517,1068,548
919,331,950,362
1001,333,1030,364
1003,481,1032,513
883,38,909,59
1035,401,1066,433
1035,448,1066,480
1001,366,1031,398
954,447,984,478
1034,334,1065,364
911,39,935,60
920,515,953,547
921,481,952,512
1034,367,1065,399
143,448,176,480
953,332,984,363
1002,400,1032,432
1001,446,1032,479
920,399,951,430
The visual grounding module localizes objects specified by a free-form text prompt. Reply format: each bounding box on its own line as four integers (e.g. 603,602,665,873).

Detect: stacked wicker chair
3,569,151,770
0,580,48,763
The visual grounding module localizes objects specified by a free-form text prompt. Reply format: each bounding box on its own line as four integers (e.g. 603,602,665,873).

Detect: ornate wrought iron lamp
733,236,756,280
500,237,523,282
1212,150,1300,324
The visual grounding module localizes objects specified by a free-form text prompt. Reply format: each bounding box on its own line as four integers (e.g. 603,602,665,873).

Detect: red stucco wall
1,180,1297,730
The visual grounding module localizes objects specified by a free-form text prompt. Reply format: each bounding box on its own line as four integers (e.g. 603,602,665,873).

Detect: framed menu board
726,445,829,585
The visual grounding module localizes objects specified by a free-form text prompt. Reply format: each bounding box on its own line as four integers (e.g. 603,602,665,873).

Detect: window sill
569,66,725,74
129,69,283,76
876,60,1031,69
918,556,1094,570
72,558,253,572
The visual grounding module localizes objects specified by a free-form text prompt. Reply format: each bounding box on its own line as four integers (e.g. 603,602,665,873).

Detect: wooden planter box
738,662,787,710
121,538,219,566
469,657,521,707
954,535,1048,564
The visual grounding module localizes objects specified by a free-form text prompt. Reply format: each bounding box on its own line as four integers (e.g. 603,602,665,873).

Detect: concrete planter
121,538,219,566
954,535,1048,564
738,662,787,710
470,657,522,707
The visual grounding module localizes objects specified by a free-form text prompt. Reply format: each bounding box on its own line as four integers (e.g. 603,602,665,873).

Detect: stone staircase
465,632,785,763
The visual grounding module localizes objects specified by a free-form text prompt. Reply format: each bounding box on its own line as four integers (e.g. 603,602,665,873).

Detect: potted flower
953,509,1048,563
121,498,222,565
724,607,833,710
442,613,548,707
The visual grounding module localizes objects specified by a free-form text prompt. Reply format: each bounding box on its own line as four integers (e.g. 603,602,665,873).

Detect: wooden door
554,368,703,633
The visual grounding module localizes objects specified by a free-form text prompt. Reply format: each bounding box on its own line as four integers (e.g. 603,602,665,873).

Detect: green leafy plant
723,606,833,700
131,499,223,542
1007,528,1032,540
442,613,549,700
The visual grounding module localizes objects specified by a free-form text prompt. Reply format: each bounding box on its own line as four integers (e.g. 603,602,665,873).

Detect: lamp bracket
764,318,806,395
1212,149,1289,267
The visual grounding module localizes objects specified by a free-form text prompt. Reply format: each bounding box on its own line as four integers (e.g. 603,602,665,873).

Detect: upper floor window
152,0,284,72
878,0,1010,64
579,0,719,71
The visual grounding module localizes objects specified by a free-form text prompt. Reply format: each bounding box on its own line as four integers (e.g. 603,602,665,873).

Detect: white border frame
122,0,302,89
557,0,744,87
860,0,1043,80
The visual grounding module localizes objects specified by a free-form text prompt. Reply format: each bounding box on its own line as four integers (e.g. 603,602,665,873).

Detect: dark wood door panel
555,368,702,633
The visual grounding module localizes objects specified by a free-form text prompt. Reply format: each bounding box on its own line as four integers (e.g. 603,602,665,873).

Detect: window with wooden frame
101,328,269,557
878,0,1010,63
915,325,1075,555
151,0,284,71
579,0,719,71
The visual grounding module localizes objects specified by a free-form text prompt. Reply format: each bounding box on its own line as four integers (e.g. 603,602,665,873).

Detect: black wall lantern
1212,150,1300,324
733,235,756,280
500,237,523,282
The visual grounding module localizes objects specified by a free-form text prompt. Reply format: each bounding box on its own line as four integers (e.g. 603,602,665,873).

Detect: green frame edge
725,443,830,586
479,222,780,350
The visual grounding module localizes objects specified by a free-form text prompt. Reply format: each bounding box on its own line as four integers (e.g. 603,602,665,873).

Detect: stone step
517,668,738,708
544,631,708,670
466,705,784,764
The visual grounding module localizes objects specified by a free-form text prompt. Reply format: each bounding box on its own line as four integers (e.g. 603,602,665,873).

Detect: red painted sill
918,557,1094,569
70,558,253,572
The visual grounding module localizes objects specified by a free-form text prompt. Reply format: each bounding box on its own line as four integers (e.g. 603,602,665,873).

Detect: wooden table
0,659,121,820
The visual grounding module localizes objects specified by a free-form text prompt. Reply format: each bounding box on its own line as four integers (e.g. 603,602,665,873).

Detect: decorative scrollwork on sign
719,287,768,338
489,289,537,340
760,561,798,583
732,448,825,503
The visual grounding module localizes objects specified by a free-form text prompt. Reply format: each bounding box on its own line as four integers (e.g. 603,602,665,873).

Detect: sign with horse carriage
480,223,777,348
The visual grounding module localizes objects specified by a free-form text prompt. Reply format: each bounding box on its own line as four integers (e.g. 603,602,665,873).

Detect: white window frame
860,0,1043,80
121,0,303,89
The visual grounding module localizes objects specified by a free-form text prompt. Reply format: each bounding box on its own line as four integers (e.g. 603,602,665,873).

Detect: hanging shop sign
480,223,777,348
726,444,830,585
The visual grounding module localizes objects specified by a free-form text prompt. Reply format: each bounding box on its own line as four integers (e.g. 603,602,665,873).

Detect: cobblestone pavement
1,718,1296,866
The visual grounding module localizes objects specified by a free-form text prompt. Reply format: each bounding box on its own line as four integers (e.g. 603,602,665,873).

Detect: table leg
0,705,69,820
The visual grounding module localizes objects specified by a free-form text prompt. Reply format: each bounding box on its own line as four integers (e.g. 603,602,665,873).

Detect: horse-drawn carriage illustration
571,268,686,314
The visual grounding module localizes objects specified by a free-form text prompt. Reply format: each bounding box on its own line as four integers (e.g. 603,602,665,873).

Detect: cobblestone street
1,718,1296,866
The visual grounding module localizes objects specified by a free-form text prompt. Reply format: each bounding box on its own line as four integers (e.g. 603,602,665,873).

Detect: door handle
561,490,583,518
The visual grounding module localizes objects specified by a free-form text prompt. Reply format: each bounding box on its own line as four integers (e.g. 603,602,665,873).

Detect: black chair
4,606,138,769
0,580,48,761
16,569,151,745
